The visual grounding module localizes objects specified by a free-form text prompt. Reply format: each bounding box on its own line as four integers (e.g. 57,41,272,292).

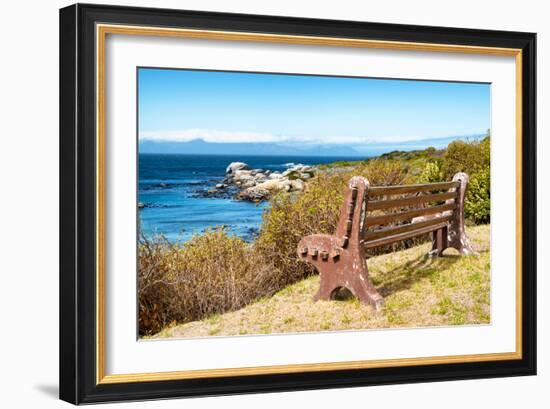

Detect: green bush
418,161,443,184
441,136,490,225
441,137,490,180
465,168,490,224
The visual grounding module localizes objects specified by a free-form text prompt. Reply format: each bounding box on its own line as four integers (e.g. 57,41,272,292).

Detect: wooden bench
297,172,477,310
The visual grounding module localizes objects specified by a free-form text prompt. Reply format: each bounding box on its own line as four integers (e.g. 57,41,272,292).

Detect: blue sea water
138,154,361,243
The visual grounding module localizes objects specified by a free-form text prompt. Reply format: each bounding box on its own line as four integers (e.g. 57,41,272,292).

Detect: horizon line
138,132,488,146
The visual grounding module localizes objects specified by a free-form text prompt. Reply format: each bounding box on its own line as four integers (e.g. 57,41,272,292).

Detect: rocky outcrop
203,162,316,203
225,162,250,174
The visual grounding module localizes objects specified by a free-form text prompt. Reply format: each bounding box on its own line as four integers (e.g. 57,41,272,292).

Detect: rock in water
225,162,250,174
219,161,317,202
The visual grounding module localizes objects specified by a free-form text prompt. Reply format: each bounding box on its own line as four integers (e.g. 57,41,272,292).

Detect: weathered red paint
297,176,384,310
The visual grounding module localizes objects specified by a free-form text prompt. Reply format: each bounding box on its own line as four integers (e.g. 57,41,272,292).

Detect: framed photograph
59,3,536,404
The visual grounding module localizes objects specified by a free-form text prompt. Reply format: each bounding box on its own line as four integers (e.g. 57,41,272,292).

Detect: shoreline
138,154,363,242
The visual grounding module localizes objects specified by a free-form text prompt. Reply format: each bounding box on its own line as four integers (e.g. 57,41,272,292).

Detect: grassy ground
150,224,490,339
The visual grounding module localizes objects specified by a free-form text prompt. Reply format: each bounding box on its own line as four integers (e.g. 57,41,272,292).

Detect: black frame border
59,3,536,404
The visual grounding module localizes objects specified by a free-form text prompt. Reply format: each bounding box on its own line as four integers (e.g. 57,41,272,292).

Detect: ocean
138,154,362,243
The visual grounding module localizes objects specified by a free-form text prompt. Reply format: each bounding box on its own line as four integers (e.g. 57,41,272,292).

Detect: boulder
241,180,256,188
255,179,286,192
236,187,271,202
281,180,292,192
234,169,252,177
290,179,305,191
225,162,250,174
233,170,255,183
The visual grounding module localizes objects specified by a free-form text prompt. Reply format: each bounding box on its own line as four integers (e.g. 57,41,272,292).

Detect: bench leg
448,226,477,255
429,226,448,257
448,172,478,255
313,257,384,311
299,235,384,311
343,260,385,311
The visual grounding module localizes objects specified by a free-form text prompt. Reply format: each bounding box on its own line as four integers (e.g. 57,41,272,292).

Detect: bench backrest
335,173,469,251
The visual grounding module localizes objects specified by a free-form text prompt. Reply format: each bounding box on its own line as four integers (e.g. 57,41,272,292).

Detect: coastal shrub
138,234,178,335
465,167,491,224
441,137,490,225
379,147,443,161
361,158,412,186
138,228,275,335
441,137,490,180
418,161,443,184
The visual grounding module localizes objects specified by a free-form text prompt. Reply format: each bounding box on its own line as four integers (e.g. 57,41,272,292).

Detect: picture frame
59,3,536,404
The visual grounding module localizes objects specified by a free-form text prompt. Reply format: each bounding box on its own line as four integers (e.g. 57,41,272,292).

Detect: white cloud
139,129,469,145
140,129,281,143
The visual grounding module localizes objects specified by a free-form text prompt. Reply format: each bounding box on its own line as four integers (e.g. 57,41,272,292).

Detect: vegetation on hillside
139,135,491,335
151,225,490,338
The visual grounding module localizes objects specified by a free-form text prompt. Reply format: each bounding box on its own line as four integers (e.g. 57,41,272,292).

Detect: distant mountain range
354,134,487,156
139,139,363,157
139,134,487,157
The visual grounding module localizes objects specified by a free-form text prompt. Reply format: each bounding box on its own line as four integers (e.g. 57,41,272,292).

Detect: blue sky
138,68,490,150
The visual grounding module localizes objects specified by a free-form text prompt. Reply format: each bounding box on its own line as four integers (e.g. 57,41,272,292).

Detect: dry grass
150,224,490,339
138,228,277,335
